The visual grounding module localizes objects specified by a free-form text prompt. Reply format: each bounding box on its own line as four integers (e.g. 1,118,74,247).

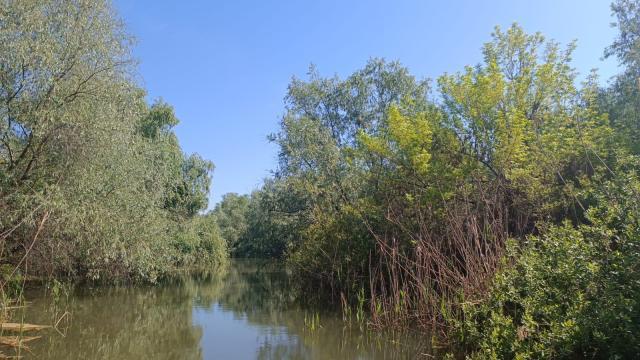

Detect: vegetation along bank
2,0,640,358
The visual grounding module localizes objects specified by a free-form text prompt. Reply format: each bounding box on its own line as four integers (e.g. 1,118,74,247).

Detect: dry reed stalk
366,179,520,334
0,323,50,332
0,336,40,348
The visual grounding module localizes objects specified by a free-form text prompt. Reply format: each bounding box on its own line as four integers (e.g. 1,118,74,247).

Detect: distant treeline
0,0,226,283
212,1,640,357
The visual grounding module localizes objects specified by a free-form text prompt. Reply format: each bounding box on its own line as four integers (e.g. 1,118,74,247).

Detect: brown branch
0,211,50,291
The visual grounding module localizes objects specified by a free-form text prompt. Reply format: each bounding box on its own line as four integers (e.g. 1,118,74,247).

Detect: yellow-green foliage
358,106,434,177
436,24,616,222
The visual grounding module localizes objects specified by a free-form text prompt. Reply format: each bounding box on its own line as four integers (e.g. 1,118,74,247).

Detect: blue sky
114,0,619,207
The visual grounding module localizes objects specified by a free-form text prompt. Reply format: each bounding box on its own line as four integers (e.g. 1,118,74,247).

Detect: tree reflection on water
17,260,431,359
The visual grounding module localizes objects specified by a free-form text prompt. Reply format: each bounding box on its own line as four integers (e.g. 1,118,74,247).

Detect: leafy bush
458,163,640,359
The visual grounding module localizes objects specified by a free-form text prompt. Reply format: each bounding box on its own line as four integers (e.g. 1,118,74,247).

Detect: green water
8,260,432,359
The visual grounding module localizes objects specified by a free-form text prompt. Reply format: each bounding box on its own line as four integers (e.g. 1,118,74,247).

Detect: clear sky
114,0,619,207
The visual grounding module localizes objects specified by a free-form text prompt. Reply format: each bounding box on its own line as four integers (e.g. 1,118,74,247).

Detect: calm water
9,260,432,359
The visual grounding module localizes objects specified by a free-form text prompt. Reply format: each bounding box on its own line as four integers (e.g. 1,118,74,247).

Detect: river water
9,260,432,359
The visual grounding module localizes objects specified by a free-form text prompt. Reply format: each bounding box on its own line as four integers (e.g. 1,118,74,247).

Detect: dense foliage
212,178,306,258
459,169,640,358
3,0,640,357
0,0,225,284
215,1,640,357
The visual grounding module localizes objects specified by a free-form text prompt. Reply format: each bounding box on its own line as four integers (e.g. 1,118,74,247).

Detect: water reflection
11,260,431,359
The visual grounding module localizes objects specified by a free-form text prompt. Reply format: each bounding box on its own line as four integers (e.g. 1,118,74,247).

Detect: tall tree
604,0,640,153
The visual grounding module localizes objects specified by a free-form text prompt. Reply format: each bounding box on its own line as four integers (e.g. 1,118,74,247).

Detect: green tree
270,59,431,295
0,0,223,283
603,0,640,153
213,193,250,254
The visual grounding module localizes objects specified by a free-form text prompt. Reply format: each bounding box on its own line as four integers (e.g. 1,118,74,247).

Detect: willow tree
270,59,432,295
0,0,222,282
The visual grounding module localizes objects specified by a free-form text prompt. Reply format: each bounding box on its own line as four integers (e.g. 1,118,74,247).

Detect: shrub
458,165,640,359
